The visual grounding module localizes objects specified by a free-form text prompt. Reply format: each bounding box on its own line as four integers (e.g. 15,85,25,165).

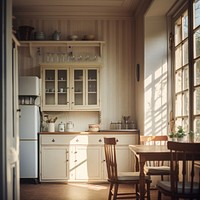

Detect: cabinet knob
52,139,55,142
76,139,79,142
99,139,102,142
74,160,77,162
116,139,119,142
71,87,74,89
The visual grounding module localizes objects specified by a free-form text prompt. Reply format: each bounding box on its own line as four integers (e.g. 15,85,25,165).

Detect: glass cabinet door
73,69,84,106
43,68,69,110
57,70,69,106
71,68,99,110
87,70,98,105
45,70,56,105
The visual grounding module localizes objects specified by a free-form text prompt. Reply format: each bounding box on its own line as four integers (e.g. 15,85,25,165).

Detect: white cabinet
41,146,69,181
41,64,101,111
69,145,102,180
71,68,100,110
39,132,138,182
41,66,70,111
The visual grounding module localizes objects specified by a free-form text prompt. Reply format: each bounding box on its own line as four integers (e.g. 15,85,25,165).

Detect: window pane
183,66,189,90
175,118,188,131
183,40,188,65
175,46,182,70
175,70,182,92
194,0,200,28
194,59,200,86
175,94,182,116
182,11,188,39
194,87,200,115
194,117,200,141
175,17,182,45
194,29,200,58
183,91,189,115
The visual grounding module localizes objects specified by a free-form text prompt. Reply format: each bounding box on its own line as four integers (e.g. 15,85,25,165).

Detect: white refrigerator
19,76,40,181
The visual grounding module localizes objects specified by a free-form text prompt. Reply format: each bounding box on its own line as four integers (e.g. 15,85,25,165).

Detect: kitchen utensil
52,31,61,40
66,121,74,131
69,35,78,41
58,122,65,132
18,26,34,40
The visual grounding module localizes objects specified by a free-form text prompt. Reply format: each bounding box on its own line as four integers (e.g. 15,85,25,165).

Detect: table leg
139,158,146,200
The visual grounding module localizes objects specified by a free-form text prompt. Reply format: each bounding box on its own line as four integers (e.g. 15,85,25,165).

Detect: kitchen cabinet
69,145,102,180
39,132,138,182
41,146,69,181
71,68,100,110
41,66,70,111
41,64,100,111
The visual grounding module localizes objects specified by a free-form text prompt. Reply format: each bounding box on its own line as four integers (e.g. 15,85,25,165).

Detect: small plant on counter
168,131,176,139
175,126,186,139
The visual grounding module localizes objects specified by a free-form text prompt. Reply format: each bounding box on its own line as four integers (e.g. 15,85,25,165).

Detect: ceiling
12,0,144,18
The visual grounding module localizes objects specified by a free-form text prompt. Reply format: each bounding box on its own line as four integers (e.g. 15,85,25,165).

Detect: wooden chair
104,137,152,200
140,135,170,181
157,141,200,200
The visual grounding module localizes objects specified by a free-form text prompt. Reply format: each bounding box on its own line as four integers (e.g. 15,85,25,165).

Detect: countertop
39,129,139,135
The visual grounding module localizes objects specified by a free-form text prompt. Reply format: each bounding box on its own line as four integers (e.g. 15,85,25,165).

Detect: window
173,0,200,134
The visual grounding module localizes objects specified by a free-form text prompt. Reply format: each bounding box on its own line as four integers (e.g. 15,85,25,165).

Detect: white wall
144,16,168,136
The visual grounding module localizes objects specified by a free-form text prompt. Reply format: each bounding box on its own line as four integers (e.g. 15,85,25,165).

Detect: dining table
129,144,170,200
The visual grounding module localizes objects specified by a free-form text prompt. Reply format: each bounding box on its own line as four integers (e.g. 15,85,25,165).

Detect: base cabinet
69,145,102,180
41,146,69,181
39,133,138,182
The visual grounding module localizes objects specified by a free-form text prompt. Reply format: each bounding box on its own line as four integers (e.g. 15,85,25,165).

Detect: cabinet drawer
101,134,138,145
40,134,77,145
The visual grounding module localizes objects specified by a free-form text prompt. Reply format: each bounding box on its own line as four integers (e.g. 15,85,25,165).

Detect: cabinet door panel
41,147,68,180
75,146,102,180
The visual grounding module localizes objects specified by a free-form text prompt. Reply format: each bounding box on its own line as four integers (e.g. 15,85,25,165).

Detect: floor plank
20,182,171,200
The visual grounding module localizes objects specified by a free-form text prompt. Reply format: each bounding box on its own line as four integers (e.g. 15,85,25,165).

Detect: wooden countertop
39,129,139,135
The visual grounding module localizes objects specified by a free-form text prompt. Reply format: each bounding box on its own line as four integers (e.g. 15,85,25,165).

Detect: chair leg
146,182,151,200
157,190,161,200
113,183,118,200
108,183,113,200
135,184,139,200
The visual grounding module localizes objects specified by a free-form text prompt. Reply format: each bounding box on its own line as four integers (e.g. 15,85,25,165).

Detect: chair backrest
167,141,200,196
140,135,168,167
140,135,168,145
104,137,118,181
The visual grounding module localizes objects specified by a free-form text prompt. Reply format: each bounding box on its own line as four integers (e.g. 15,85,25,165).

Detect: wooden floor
20,181,171,200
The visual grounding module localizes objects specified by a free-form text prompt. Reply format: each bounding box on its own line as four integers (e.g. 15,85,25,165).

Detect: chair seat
118,171,151,181
157,181,200,194
145,166,170,175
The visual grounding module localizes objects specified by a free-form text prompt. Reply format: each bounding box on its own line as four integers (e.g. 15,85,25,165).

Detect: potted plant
168,131,176,141
188,130,194,143
175,126,186,142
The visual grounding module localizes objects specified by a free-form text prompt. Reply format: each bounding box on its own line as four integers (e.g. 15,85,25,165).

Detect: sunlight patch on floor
68,183,108,191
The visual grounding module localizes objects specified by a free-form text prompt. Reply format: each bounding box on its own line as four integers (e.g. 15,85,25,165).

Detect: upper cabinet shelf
20,40,105,57
20,40,105,47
